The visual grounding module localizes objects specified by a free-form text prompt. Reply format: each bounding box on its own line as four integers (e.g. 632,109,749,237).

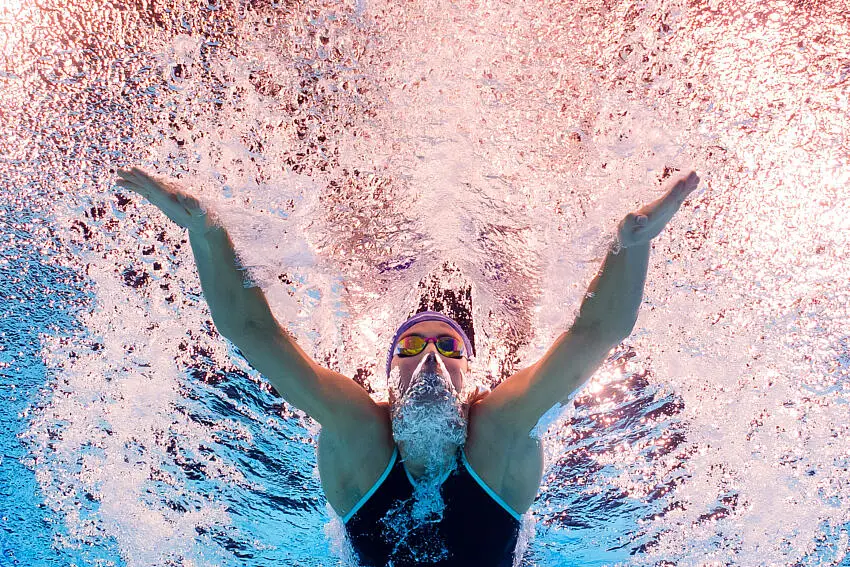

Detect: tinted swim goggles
394,335,466,358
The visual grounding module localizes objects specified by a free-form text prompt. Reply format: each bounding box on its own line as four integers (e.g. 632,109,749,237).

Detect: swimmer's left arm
474,172,701,436
574,171,701,334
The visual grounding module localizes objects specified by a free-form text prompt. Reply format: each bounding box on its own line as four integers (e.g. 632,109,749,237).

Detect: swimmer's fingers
468,385,491,406
117,167,190,209
115,167,145,193
668,171,700,205
116,166,154,184
642,171,701,225
115,167,167,199
642,171,700,220
115,166,208,231
617,171,700,248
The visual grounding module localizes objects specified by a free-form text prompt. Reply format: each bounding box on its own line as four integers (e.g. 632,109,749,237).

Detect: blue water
2,0,849,565
0,203,99,565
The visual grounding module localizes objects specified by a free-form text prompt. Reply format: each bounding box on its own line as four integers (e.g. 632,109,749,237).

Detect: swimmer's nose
423,352,438,373
417,352,447,381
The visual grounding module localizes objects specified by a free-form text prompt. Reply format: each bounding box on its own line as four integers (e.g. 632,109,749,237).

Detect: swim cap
385,310,475,379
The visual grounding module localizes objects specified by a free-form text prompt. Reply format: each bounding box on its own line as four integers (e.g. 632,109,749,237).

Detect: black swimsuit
343,445,522,566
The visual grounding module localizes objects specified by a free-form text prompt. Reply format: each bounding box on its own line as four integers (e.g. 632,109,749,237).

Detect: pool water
1,0,848,565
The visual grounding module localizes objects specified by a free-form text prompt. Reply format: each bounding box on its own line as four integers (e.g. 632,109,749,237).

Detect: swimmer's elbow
223,322,380,428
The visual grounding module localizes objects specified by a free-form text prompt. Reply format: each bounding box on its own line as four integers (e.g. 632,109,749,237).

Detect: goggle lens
396,336,464,358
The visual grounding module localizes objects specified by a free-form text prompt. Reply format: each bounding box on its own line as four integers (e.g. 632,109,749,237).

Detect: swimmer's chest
344,451,522,567
317,413,543,519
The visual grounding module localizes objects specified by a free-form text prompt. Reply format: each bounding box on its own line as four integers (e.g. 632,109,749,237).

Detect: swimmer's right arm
114,167,260,336
115,168,384,430
189,226,381,428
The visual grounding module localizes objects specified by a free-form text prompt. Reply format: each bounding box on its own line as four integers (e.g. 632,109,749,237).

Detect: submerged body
317,318,544,564
115,166,700,565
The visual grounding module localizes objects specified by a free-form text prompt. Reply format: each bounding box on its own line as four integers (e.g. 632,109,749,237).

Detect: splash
378,354,467,562
389,353,466,495
4,0,849,564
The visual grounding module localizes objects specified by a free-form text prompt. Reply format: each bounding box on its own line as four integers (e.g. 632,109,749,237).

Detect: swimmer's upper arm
474,325,623,437
225,315,384,430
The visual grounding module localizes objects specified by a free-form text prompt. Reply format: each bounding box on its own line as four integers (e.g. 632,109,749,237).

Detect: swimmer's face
389,321,469,399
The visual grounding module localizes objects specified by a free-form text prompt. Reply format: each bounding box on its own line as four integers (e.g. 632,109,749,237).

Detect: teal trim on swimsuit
340,446,522,523
461,449,523,522
342,445,398,524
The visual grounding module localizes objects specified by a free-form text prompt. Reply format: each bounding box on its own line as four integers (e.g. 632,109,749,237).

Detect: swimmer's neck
397,440,461,481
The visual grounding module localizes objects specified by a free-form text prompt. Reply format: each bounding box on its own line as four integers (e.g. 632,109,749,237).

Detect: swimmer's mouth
406,353,456,397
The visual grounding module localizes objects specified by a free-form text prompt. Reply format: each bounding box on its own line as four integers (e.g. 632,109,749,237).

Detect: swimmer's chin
409,378,461,406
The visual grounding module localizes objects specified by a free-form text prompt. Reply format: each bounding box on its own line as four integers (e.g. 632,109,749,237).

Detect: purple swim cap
385,310,475,379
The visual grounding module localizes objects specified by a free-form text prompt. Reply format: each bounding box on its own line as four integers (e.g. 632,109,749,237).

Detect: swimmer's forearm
574,239,650,340
188,222,275,338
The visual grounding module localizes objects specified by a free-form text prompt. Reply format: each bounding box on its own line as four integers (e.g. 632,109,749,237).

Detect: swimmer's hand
616,171,700,249
115,167,217,234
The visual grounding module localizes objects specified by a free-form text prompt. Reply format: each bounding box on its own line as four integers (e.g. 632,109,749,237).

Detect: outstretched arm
115,167,274,340
474,171,701,436
114,168,383,429
574,171,701,337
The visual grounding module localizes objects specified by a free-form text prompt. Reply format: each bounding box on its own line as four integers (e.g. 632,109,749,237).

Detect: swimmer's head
386,313,491,476
387,317,471,401
387,311,474,401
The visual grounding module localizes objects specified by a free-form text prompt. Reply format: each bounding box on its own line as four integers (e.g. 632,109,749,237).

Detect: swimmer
115,166,701,566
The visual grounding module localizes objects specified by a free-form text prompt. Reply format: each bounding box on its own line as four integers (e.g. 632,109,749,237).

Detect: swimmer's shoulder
376,400,391,419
